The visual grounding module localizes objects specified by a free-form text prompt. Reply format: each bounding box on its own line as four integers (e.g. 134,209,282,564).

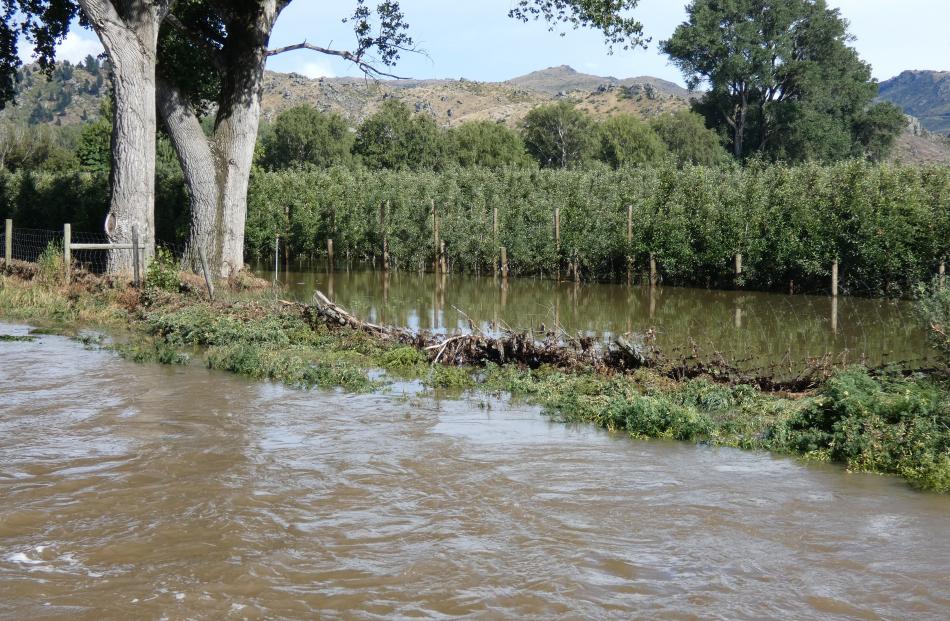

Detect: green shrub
144,247,180,292
774,368,950,492
37,241,64,286
917,282,950,358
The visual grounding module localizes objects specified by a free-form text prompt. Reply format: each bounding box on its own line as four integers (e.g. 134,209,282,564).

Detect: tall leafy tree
261,105,353,170
649,110,728,167
353,99,444,170
447,121,533,169
522,101,595,169
596,114,667,169
661,0,900,162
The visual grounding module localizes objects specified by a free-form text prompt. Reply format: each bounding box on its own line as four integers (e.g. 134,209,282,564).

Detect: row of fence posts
315,204,873,294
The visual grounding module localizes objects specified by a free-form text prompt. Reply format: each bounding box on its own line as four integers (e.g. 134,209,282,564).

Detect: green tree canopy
649,110,728,167
661,0,901,162
447,121,533,169
521,101,595,169
261,105,353,170
354,99,445,170
596,114,667,168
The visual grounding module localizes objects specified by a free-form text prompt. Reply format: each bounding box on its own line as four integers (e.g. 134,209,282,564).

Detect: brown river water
2,323,950,620
259,267,933,372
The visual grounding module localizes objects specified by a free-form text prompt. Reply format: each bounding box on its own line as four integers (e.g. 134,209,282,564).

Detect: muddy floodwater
2,323,950,620
259,267,932,371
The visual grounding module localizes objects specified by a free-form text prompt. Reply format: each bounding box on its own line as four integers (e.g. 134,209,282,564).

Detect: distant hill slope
505,64,691,99
879,70,950,135
2,61,947,166
259,65,690,127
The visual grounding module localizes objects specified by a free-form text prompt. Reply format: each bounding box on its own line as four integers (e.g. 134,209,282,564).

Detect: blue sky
44,1,950,86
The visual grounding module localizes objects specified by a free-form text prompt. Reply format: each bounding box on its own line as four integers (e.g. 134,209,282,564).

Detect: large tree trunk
159,1,280,277
157,79,220,272
78,0,173,273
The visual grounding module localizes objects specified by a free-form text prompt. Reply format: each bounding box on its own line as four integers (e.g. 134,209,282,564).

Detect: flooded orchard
260,267,933,371
2,324,949,620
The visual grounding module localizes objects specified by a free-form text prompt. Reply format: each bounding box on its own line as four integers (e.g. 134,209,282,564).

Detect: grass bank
2,260,949,493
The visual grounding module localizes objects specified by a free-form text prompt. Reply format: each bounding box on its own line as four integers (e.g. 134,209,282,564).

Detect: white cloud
56,30,103,63
19,29,102,65
296,60,336,79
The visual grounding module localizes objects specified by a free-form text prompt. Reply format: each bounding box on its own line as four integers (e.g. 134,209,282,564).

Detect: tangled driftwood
285,289,935,393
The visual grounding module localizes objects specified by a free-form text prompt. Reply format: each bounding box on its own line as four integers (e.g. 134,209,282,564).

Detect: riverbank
1,260,949,492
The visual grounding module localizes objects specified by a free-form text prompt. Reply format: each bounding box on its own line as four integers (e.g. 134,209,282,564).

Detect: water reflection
258,265,932,371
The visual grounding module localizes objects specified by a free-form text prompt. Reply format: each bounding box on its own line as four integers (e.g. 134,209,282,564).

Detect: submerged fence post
831,259,839,298
4,219,11,263
940,261,946,289
381,201,390,273
500,246,509,280
554,207,561,281
492,206,499,277
626,205,633,286
734,253,743,287
131,225,140,287
327,238,334,270
649,252,657,287
432,199,440,273
63,223,71,282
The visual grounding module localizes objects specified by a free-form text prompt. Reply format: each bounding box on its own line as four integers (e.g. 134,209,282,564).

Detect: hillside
879,70,950,135
258,65,690,128
2,61,948,165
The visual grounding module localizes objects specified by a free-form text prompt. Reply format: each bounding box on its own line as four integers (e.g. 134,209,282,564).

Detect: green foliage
261,105,353,170
597,114,667,169
662,0,900,162
773,368,950,492
853,102,908,162
144,247,180,292
354,99,446,170
425,364,476,389
447,121,534,169
649,110,728,167
521,101,596,169
381,345,426,370
244,161,950,295
917,283,950,359
37,240,64,286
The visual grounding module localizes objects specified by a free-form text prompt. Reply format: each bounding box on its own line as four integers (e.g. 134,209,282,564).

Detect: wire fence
1,222,190,275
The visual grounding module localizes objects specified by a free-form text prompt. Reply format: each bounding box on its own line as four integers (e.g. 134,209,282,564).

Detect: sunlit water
2,324,949,620
257,266,933,371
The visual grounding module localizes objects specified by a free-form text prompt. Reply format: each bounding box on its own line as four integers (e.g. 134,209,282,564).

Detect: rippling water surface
1,323,949,620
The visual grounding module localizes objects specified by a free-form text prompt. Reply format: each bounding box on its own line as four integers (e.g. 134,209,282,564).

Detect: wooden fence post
500,246,508,280
381,201,389,272
492,206,498,277
554,207,561,281
431,199,440,273
734,253,743,287
63,223,71,283
626,205,633,286
4,219,11,263
440,240,447,274
831,259,839,298
197,245,215,301
649,252,657,287
327,238,334,270
940,260,946,289
131,225,140,287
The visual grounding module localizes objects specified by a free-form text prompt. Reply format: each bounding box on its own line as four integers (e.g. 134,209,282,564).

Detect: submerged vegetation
2,258,950,492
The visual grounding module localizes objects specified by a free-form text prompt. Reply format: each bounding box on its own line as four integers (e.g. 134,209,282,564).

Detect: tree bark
78,0,173,273
158,1,280,277
157,78,219,272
